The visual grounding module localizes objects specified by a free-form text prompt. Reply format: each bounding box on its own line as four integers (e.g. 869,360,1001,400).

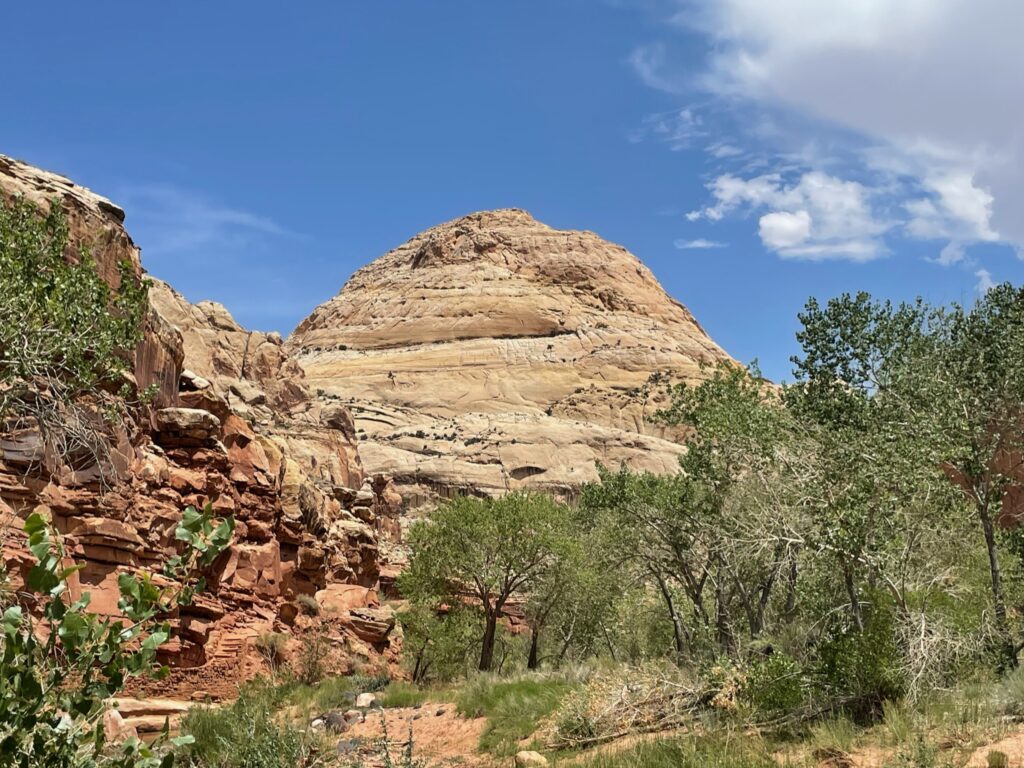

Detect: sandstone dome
288,208,733,505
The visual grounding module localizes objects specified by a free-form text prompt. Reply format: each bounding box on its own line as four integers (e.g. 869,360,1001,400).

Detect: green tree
399,603,482,684
926,284,1024,667
0,195,149,468
659,363,801,650
786,294,951,630
0,503,234,767
400,492,573,672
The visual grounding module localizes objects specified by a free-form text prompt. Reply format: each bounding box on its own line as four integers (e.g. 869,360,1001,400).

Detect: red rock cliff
0,156,401,700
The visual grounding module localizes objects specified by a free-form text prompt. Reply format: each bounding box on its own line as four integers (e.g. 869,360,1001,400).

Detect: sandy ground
967,731,1024,767
344,702,492,766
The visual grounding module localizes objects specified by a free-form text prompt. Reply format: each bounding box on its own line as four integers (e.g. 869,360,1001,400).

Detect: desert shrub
885,736,952,768
177,679,318,768
255,632,289,673
293,631,327,685
311,676,358,711
882,699,915,745
350,671,392,693
993,666,1024,717
453,673,577,754
378,681,430,709
808,716,859,755
569,733,774,768
0,505,232,768
814,595,905,720
296,594,319,616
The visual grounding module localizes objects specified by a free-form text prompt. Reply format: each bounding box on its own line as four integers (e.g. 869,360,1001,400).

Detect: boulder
355,692,377,709
154,408,220,434
515,751,549,767
324,711,349,733
348,607,396,645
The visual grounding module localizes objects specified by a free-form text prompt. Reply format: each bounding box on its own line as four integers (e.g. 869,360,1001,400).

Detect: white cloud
671,0,1023,251
976,268,996,295
759,211,810,250
628,44,687,95
706,141,743,159
629,108,706,150
936,242,966,266
688,170,888,260
674,237,726,249
117,184,293,259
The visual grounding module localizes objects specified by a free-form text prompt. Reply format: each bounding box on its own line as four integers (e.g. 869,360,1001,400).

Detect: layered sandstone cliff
0,156,401,699
288,208,733,505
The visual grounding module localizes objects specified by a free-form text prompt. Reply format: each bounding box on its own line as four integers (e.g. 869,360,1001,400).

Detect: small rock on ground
515,751,549,767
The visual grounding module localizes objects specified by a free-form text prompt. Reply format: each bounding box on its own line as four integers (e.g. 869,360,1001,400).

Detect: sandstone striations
0,156,401,699
288,208,733,505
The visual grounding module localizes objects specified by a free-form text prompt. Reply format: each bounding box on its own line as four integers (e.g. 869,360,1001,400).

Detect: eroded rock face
288,208,733,505
0,155,402,699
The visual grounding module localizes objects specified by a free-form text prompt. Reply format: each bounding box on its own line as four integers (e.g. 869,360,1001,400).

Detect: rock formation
288,208,733,506
0,156,738,698
0,156,401,699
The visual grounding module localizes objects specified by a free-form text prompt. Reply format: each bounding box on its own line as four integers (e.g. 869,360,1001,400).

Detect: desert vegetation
357,285,1024,765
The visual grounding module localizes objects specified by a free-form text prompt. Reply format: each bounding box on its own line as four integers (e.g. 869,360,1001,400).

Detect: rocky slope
288,208,733,505
0,156,402,699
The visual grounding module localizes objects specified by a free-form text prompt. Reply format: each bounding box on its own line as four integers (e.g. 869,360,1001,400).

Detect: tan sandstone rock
288,208,733,505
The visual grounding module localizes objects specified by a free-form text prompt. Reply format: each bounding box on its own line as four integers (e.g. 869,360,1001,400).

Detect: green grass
560,734,776,768
455,674,578,756
272,672,395,714
176,680,320,768
378,680,433,708
808,716,859,755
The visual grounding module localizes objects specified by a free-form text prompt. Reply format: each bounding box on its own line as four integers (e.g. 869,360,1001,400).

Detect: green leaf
2,606,22,635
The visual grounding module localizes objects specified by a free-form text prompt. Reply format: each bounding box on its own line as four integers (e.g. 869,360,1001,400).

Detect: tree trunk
479,610,498,672
653,570,687,661
843,562,864,632
979,500,1017,669
527,626,540,670
783,555,798,618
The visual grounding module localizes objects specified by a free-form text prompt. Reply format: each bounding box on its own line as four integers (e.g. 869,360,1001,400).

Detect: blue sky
3,1,1021,383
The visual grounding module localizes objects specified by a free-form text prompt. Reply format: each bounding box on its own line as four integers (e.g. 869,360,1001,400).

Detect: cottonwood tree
579,467,699,661
926,284,1024,668
785,295,949,628
786,291,1007,689
659,363,802,647
400,492,573,671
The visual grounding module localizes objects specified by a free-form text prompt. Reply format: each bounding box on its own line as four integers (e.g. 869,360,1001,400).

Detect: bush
296,594,319,616
0,196,150,467
455,674,576,755
743,652,805,719
398,604,484,683
570,733,774,768
177,680,320,768
255,632,289,672
293,631,327,685
378,681,431,709
814,595,905,720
